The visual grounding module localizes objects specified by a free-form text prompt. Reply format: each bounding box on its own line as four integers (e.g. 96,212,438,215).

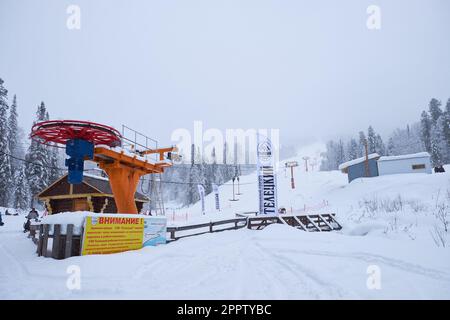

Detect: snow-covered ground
1,144,449,299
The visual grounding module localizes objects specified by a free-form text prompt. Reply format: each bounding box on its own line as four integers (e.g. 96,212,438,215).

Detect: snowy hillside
170,144,450,249
1,143,449,299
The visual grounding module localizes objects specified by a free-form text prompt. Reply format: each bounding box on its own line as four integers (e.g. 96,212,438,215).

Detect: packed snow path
1,215,449,299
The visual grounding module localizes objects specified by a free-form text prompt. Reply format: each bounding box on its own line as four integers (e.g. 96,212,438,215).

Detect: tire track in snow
272,248,450,283
0,242,32,298
251,241,352,299
233,240,289,299
0,242,29,278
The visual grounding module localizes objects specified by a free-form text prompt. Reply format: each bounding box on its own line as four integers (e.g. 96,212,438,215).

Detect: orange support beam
93,147,173,214
100,164,144,214
138,146,178,161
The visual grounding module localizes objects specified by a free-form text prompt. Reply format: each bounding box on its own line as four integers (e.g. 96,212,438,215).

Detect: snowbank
1,216,450,299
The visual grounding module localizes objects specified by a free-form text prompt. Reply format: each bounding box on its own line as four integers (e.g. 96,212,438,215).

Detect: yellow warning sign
81,216,144,255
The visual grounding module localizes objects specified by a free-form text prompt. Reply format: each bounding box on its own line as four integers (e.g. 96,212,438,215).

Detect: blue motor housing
65,139,94,184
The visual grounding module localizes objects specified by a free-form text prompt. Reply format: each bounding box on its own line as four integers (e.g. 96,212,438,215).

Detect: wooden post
364,139,370,177
288,166,294,189
37,224,44,256
79,226,84,256
65,224,74,259
29,225,36,239
52,224,61,259
302,156,309,172
209,221,213,233
41,224,49,257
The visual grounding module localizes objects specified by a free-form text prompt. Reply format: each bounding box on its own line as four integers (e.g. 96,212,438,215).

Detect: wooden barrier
28,213,341,259
35,224,82,259
65,224,74,259
247,213,342,231
247,216,281,230
166,218,248,241
29,224,40,245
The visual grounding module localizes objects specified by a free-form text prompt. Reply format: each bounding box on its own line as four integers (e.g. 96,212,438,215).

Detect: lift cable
0,150,257,186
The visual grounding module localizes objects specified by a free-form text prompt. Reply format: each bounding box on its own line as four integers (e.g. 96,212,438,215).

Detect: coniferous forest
320,98,450,170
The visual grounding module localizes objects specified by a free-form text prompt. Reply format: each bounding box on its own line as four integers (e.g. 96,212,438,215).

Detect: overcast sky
1,0,449,147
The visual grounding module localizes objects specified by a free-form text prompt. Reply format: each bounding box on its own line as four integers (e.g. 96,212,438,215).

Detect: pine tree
430,116,446,166
336,139,346,165
367,126,377,154
13,163,30,211
25,102,51,206
442,98,450,162
0,78,12,207
358,131,367,157
387,137,395,155
428,98,443,124
198,146,211,195
7,94,20,173
187,165,201,205
388,123,423,156
184,144,207,206
346,139,358,160
420,111,432,153
320,140,346,170
221,141,235,182
374,134,386,155
48,146,61,184
210,147,224,185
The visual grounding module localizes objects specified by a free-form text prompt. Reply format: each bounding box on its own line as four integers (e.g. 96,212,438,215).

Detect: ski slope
1,143,450,299
1,214,449,299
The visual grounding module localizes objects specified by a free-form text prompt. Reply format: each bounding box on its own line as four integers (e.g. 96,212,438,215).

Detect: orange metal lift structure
31,120,177,214
93,146,176,214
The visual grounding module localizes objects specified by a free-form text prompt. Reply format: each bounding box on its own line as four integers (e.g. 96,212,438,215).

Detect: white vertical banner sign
197,184,206,215
212,183,220,211
256,133,278,215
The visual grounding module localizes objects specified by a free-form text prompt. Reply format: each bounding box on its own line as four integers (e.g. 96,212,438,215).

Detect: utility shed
377,152,432,176
338,153,380,183
37,173,149,214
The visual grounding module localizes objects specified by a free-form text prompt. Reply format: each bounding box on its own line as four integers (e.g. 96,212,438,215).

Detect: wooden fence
247,216,281,230
33,224,83,259
167,218,248,241
28,213,341,259
30,218,249,259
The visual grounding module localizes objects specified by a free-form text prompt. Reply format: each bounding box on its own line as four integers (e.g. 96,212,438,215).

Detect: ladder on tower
151,173,165,216
120,124,171,216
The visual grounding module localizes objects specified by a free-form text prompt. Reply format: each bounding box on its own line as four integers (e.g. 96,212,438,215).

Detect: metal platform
246,213,342,232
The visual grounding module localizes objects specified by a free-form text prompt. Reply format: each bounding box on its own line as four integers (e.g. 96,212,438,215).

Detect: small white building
377,152,432,176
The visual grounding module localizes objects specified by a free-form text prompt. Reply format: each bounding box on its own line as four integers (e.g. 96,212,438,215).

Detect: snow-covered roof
83,172,109,181
378,152,430,162
338,153,380,171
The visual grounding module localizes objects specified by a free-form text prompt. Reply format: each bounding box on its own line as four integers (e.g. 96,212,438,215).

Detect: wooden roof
37,173,149,202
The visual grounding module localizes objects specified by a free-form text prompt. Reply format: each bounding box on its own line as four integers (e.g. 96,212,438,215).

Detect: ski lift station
338,153,380,183
339,152,432,183
377,152,432,176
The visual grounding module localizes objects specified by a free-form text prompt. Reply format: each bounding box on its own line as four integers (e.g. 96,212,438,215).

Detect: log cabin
37,173,149,214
